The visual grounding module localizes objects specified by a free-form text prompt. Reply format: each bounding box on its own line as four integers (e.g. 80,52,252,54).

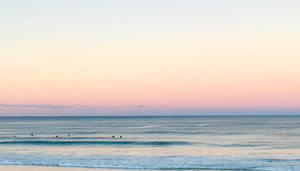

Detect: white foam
0,152,299,170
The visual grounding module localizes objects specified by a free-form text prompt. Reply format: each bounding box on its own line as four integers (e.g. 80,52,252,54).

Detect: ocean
0,116,300,170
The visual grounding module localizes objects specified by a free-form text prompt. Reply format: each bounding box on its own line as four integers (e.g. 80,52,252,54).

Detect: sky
1,0,300,116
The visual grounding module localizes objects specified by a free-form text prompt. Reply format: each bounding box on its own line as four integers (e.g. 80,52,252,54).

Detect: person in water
112,135,115,138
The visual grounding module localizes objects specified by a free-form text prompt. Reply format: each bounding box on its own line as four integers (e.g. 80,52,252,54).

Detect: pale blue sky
1,0,299,42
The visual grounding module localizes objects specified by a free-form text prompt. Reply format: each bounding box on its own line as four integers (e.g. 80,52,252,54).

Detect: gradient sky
1,0,300,115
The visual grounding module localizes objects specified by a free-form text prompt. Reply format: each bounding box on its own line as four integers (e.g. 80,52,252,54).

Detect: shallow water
0,116,300,170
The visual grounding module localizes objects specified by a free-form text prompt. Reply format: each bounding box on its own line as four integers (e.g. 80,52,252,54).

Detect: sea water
0,116,300,170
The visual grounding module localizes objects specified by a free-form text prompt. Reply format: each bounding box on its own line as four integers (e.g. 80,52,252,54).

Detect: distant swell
0,140,192,146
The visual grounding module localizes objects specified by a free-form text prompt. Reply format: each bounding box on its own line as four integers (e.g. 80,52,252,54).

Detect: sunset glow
1,1,300,115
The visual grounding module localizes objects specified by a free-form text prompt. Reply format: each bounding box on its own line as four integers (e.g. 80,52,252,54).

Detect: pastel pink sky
1,0,300,114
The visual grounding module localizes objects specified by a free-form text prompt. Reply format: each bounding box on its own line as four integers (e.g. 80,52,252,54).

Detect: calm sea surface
0,116,300,170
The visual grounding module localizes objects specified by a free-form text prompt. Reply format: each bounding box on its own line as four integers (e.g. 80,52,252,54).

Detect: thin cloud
0,104,299,116
0,104,86,109
113,105,149,109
